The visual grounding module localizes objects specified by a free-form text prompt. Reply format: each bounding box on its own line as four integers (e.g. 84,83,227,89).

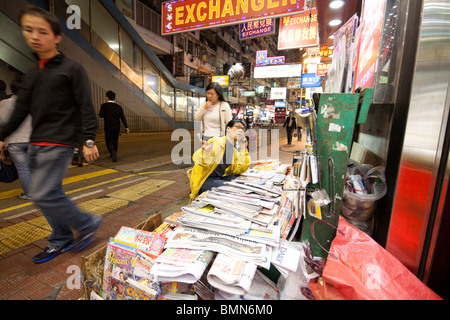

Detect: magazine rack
79,212,163,300
299,89,373,259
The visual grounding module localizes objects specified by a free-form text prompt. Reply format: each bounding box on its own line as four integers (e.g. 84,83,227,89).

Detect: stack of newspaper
164,226,271,268
150,248,215,284
152,165,304,299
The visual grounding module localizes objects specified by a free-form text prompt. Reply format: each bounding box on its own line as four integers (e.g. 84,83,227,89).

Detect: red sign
162,0,305,35
277,7,318,50
317,63,331,76
353,0,385,90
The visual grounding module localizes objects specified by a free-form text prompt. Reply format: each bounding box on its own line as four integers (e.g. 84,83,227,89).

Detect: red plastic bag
308,216,442,300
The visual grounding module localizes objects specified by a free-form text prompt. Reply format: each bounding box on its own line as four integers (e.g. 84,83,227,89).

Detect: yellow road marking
0,169,118,200
0,179,174,255
0,172,133,215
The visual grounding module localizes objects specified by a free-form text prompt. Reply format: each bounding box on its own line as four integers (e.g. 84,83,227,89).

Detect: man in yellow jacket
188,119,250,202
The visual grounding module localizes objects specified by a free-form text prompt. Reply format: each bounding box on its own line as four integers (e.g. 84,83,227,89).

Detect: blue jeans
7,143,31,195
27,144,95,249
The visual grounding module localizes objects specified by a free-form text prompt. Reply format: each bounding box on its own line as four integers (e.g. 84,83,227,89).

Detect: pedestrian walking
0,6,101,263
0,78,32,199
194,82,232,141
283,111,297,145
99,90,129,162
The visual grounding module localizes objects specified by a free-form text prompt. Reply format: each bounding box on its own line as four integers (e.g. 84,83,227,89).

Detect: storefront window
161,77,175,117
120,28,143,89
189,93,201,122
91,0,120,68
176,90,188,122
143,56,160,106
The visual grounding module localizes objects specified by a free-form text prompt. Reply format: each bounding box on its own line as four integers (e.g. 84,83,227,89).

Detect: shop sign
288,89,300,102
301,73,322,87
239,18,275,40
287,77,302,89
256,85,265,93
243,91,256,96
277,7,318,50
270,87,287,100
274,100,286,108
353,0,385,90
316,63,331,76
254,64,302,78
320,45,333,58
212,75,229,85
256,50,285,66
162,0,305,35
190,75,205,88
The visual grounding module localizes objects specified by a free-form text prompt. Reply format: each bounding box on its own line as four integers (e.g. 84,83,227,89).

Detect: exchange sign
162,0,305,35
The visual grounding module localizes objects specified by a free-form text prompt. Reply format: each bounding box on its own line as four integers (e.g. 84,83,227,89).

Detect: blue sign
274,101,286,108
239,18,276,40
301,73,322,88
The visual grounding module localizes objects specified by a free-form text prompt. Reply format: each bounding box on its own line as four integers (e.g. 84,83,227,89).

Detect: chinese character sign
301,73,322,88
256,50,285,66
278,7,318,50
240,18,275,40
317,63,331,76
162,0,305,35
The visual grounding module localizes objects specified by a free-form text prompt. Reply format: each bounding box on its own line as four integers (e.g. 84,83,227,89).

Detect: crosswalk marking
0,178,175,255
0,172,134,215
0,169,118,200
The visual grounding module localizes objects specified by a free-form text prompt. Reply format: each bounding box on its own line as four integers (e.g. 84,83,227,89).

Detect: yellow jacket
187,136,250,201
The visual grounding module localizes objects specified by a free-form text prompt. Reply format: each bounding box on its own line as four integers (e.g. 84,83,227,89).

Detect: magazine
114,226,166,259
153,222,179,238
207,253,257,295
164,226,269,266
150,248,215,284
102,240,137,300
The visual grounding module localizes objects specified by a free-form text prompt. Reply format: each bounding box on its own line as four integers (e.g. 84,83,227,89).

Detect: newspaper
240,224,281,247
271,240,302,278
224,181,280,198
165,226,269,267
207,190,277,209
214,270,280,300
181,202,246,224
199,198,260,220
207,253,257,295
176,212,251,236
150,248,214,284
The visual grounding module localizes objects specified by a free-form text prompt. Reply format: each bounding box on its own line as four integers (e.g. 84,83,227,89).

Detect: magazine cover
114,226,166,259
102,240,137,300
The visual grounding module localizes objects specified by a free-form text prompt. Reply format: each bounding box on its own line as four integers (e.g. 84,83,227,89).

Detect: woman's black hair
206,82,226,102
226,119,247,130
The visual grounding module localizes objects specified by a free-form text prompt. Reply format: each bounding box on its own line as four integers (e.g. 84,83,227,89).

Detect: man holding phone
188,119,250,202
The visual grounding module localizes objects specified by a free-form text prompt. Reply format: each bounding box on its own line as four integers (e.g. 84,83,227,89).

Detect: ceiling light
329,0,345,9
329,19,342,26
